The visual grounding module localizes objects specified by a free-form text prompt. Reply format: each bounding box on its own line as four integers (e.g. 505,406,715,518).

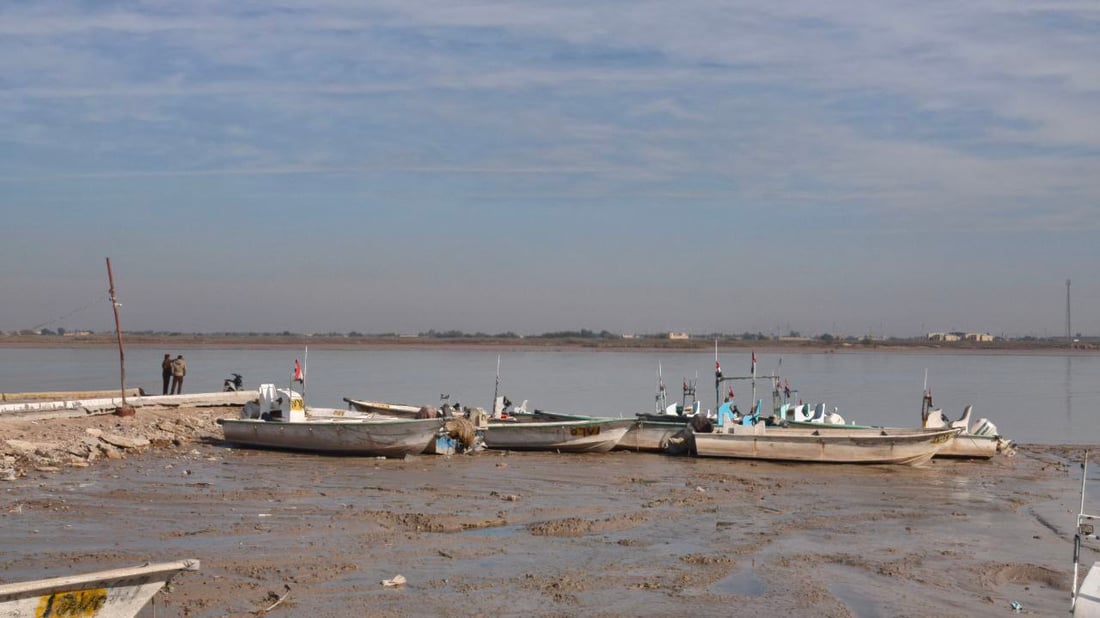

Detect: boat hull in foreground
0,559,199,618
691,426,958,466
482,419,632,453
219,417,445,457
787,421,999,460
616,420,687,452
934,433,999,459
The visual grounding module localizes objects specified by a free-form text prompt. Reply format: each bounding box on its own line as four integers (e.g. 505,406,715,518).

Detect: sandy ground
0,405,1092,617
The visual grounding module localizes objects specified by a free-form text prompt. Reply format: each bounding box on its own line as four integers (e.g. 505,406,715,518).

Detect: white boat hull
616,421,686,452
219,417,445,456
482,419,632,453
692,426,957,466
788,421,1000,460
1075,562,1100,616
0,559,198,618
935,433,999,459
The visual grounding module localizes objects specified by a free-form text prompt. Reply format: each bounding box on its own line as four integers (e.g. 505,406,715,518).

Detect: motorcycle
223,373,244,392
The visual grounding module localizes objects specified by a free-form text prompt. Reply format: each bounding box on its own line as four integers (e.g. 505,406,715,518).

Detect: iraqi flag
293,358,304,382
751,350,756,375
715,358,722,379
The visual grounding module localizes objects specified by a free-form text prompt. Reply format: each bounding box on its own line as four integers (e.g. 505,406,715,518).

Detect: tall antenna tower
1066,278,1072,343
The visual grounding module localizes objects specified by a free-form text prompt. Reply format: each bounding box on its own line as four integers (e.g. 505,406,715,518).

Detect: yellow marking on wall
36,588,108,617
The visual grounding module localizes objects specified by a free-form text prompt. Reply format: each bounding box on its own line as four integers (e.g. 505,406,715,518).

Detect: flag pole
302,346,308,406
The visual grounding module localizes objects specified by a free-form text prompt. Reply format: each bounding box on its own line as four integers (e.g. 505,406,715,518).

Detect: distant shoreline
0,333,1093,355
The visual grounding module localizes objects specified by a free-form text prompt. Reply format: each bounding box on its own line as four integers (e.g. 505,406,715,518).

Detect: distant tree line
4,329,1096,346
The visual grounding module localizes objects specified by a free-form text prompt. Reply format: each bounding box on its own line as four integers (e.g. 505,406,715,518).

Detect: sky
1,1,1098,338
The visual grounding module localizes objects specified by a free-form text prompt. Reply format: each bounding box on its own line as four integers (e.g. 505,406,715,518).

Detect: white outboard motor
972,418,999,437
924,405,972,432
242,384,304,421
824,407,845,425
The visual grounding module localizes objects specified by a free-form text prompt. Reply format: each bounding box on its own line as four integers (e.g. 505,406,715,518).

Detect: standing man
161,353,172,395
170,354,187,395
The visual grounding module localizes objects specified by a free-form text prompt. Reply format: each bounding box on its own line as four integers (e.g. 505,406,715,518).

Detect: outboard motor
242,384,304,421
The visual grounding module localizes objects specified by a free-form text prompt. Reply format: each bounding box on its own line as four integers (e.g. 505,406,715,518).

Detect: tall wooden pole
106,258,133,414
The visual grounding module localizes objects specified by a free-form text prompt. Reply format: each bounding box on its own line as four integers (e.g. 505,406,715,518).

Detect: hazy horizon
2,2,1097,338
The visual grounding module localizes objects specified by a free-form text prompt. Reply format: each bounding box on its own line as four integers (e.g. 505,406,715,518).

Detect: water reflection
1066,355,1073,427
5,347,1100,444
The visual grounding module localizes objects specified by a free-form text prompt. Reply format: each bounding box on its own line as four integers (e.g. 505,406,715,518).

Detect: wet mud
0,408,1093,617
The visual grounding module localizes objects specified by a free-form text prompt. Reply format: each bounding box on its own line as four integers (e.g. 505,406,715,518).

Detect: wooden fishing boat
617,418,688,452
219,416,445,456
218,385,444,456
611,369,707,452
782,419,1001,460
772,385,1012,460
0,559,198,618
480,416,633,453
690,424,959,466
342,398,424,417
513,409,682,454
921,394,1013,458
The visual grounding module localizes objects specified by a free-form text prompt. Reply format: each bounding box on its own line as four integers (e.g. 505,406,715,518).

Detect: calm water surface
1,346,1097,444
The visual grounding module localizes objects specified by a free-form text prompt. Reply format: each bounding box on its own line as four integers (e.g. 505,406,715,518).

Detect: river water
1,346,1097,444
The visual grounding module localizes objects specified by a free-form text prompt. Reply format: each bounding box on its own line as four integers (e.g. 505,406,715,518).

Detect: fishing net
443,417,477,448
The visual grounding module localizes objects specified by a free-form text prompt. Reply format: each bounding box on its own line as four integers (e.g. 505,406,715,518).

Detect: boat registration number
36,587,107,617
291,399,305,411
570,426,600,437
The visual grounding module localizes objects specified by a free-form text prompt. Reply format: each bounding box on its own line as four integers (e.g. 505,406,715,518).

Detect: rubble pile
0,407,226,480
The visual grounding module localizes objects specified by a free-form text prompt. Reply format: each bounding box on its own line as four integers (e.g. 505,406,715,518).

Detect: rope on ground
262,584,291,612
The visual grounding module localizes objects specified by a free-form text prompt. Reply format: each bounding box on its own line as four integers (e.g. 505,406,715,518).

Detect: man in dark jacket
161,354,172,395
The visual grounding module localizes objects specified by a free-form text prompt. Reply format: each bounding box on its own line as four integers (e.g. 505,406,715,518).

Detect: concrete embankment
0,391,254,421
0,387,144,402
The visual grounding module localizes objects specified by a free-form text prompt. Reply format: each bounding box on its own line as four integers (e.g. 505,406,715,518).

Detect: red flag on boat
728,386,734,399
751,350,757,375
293,358,303,382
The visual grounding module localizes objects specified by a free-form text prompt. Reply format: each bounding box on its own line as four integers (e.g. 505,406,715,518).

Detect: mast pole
714,339,720,410
492,355,501,416
105,258,133,415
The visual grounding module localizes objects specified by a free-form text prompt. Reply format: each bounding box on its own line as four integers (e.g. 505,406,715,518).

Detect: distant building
622,333,636,339
667,332,690,340
927,332,961,342
965,333,995,342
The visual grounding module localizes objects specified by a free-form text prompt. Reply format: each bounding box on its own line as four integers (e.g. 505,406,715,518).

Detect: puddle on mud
459,523,525,538
712,565,767,596
828,582,883,617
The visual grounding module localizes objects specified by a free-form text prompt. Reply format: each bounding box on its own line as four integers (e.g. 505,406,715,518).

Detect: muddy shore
0,406,1093,617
